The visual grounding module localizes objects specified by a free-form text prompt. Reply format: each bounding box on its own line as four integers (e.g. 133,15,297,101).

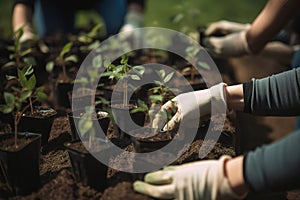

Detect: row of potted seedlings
0,26,212,195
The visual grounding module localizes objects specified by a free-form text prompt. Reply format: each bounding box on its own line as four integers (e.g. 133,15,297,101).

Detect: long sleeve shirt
243,68,300,193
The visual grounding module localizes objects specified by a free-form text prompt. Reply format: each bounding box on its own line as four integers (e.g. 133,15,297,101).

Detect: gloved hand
205,20,251,36
119,10,144,41
14,24,37,44
134,155,246,200
151,83,227,131
202,31,251,57
260,41,299,65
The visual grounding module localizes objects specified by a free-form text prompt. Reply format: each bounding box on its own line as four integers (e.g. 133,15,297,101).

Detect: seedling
74,55,110,148
183,45,211,82
102,54,145,107
3,26,36,69
46,42,78,80
76,24,103,52
149,69,180,131
0,65,46,147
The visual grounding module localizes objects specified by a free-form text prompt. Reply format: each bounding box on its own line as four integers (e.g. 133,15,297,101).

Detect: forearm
12,3,33,31
247,0,300,53
244,130,300,192
244,68,300,116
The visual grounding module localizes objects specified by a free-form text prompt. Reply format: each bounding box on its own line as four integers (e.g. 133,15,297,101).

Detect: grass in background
0,0,266,39
145,0,266,34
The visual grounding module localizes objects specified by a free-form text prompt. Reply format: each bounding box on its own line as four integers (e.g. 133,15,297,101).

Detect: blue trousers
34,0,126,37
291,49,300,129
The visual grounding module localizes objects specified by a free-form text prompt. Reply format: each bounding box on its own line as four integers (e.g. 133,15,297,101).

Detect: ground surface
0,114,236,199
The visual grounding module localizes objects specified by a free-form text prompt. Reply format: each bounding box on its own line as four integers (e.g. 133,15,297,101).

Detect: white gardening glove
134,155,246,200
205,20,251,36
202,31,251,57
151,83,227,131
260,42,299,65
14,24,37,44
119,10,144,41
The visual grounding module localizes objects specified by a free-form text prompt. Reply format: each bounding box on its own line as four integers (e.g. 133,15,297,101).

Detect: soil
21,107,57,118
0,135,34,152
0,113,235,199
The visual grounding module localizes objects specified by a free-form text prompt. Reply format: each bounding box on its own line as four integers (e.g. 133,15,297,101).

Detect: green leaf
0,105,14,114
21,90,32,101
103,60,112,69
149,95,163,103
88,24,102,38
120,54,129,65
22,65,33,76
20,48,32,57
163,72,174,83
130,74,141,80
197,61,211,70
4,92,15,106
156,69,165,79
6,75,16,80
78,35,91,43
18,68,28,88
86,40,100,50
11,86,20,92
78,116,93,136
60,42,73,57
65,55,78,63
2,61,16,69
46,61,54,73
23,56,36,66
36,91,47,102
92,55,102,68
26,75,36,90
74,77,89,84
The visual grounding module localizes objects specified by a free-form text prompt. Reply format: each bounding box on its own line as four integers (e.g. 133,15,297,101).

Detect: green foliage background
0,0,266,39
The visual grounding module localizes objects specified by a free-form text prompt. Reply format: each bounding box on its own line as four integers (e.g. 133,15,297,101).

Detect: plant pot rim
0,132,41,152
68,109,109,120
21,107,57,119
130,127,174,143
64,139,110,155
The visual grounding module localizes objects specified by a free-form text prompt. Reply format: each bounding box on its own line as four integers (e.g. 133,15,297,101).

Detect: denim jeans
34,0,126,37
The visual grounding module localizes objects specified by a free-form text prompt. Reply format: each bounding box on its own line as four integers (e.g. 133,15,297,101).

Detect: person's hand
202,31,251,57
14,24,38,48
151,83,227,131
205,20,251,36
134,155,246,200
119,10,144,41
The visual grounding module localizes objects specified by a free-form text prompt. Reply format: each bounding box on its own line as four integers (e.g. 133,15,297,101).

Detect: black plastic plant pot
64,140,109,191
0,132,41,195
110,102,146,140
68,90,108,111
130,127,174,153
18,107,57,145
67,110,110,141
55,81,73,108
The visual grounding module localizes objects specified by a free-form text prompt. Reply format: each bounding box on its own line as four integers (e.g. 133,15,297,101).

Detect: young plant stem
89,134,92,149
14,115,18,148
62,63,67,80
29,97,33,115
123,76,128,108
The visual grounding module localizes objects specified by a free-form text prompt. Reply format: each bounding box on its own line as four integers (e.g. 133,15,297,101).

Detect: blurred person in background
12,0,145,42
203,0,300,130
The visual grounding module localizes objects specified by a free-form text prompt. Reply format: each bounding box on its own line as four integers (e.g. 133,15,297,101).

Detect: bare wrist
225,156,249,196
224,84,244,111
